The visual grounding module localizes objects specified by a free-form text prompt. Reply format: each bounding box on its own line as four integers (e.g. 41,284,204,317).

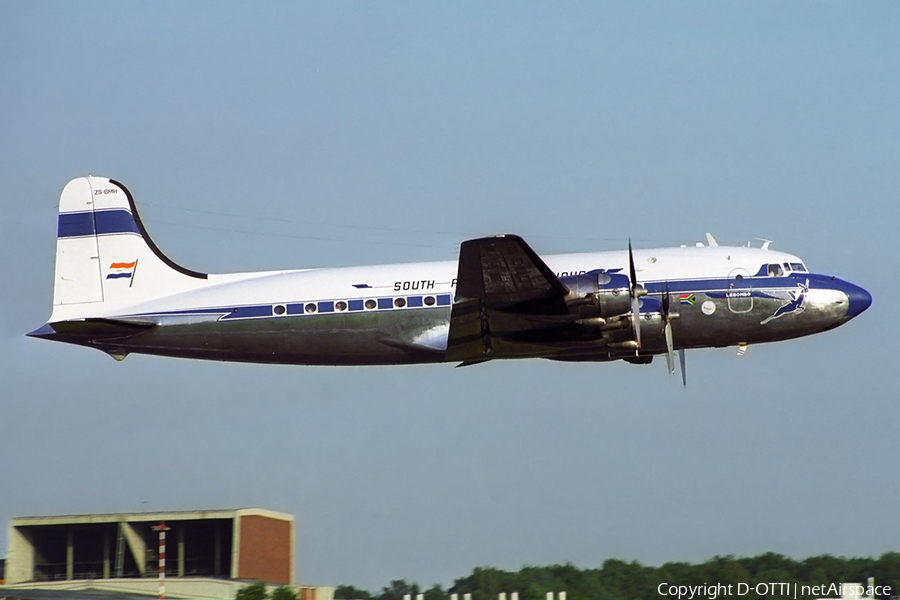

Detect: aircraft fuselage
33,240,871,366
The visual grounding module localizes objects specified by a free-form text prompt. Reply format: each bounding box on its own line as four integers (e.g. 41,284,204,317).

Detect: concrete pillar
121,522,146,576
545,593,552,600
451,595,458,600
559,593,566,600
115,523,125,578
177,527,185,577
103,528,111,579
6,526,36,584
66,528,74,581
511,594,519,600
230,517,241,580
500,593,506,600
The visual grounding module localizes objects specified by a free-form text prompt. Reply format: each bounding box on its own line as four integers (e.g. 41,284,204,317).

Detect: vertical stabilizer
48,176,208,322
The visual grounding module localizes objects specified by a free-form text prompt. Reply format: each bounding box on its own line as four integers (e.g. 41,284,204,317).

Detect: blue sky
1,1,898,591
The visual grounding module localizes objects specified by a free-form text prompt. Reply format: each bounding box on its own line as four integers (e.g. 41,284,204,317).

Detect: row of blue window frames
273,294,452,316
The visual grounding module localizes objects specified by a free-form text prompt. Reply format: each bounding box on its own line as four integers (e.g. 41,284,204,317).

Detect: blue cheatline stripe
58,209,139,238
95,209,140,235
130,294,454,322
115,273,825,323
219,305,273,320
58,212,95,237
642,275,808,295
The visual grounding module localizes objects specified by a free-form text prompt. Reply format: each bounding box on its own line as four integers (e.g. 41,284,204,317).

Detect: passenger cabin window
767,264,784,277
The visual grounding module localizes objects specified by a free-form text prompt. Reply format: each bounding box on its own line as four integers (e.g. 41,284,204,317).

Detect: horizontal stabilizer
28,318,155,343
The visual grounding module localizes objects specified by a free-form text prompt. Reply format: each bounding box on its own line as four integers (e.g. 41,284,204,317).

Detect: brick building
2,509,331,600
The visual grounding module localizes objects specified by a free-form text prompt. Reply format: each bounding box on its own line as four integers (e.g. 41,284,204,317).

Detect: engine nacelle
604,312,666,348
559,269,632,319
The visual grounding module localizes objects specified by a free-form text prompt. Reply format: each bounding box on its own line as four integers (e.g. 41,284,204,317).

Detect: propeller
628,240,685,385
661,281,687,387
661,283,675,376
627,239,647,353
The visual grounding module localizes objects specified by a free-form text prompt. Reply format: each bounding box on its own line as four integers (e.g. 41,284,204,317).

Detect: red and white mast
152,522,172,600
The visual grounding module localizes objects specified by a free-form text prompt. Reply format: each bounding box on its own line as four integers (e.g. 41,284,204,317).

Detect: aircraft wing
447,235,582,363
455,234,570,310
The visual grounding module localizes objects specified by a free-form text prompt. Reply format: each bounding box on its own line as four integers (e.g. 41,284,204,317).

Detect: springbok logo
761,279,809,324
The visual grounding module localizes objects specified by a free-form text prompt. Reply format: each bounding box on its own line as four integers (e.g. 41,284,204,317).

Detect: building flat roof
12,508,293,527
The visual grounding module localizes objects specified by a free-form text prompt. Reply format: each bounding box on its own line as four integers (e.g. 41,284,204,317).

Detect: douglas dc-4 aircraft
29,176,871,383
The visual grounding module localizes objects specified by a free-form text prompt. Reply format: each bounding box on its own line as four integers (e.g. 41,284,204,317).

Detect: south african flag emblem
679,294,696,305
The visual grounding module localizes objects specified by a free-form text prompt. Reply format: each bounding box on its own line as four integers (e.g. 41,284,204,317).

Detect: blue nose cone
845,283,872,319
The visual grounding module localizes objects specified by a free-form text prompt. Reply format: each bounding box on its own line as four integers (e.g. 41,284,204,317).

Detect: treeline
237,582,302,600
335,552,900,600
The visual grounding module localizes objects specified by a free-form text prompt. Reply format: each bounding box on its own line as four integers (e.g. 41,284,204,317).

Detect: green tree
375,580,419,600
236,582,268,600
271,586,298,600
873,553,900,600
335,585,373,600
422,584,448,600
342,552,900,600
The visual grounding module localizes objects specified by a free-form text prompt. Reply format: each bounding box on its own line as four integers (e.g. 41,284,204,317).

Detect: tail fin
49,176,207,321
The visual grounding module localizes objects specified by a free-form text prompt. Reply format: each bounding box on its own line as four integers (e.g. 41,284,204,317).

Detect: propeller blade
665,320,675,375
628,238,638,291
628,238,641,350
678,348,687,388
661,282,675,375
632,295,642,350
661,284,670,318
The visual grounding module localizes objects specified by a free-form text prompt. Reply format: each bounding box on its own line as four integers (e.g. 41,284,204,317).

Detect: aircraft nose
844,282,872,319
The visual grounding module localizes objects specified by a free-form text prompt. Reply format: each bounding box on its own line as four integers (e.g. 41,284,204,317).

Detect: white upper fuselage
60,245,805,321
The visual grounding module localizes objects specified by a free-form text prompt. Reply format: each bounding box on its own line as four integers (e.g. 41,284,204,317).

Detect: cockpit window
790,263,807,272
767,264,784,277
783,262,791,271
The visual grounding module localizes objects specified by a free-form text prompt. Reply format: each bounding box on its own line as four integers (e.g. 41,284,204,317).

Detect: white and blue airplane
29,176,871,382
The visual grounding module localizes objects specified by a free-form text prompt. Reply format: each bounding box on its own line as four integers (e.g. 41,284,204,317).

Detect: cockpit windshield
764,262,807,277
